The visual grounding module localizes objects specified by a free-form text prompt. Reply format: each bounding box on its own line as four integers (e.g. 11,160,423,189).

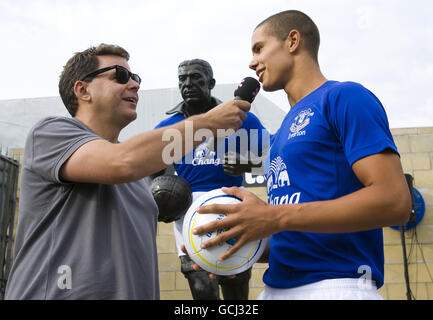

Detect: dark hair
59,44,130,116
178,59,213,79
256,10,320,62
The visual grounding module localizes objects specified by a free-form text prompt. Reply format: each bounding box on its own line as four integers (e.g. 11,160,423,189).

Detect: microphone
234,77,261,102
207,77,261,152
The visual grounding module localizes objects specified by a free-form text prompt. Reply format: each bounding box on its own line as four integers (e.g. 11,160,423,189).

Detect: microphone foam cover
234,77,260,103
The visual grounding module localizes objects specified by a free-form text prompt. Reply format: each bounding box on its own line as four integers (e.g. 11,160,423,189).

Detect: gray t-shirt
5,117,159,299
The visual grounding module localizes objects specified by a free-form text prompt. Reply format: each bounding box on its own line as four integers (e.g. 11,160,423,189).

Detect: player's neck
285,60,328,107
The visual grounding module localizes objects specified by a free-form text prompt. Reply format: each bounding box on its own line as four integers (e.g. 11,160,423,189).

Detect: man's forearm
60,99,250,185
118,114,214,180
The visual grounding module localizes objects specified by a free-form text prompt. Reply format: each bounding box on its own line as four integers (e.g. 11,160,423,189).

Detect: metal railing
0,152,19,299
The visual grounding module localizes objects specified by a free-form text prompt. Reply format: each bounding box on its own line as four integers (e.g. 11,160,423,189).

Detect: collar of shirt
165,96,222,117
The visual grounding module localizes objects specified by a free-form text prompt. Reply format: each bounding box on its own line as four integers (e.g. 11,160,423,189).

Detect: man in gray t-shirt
5,44,251,299
6,117,160,299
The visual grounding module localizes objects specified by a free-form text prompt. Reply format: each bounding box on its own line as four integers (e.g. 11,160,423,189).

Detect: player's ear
286,29,301,53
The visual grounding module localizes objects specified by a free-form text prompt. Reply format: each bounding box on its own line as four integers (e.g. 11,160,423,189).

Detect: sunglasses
81,65,141,85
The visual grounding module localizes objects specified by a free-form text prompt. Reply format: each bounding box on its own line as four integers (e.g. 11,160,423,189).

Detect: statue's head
178,59,215,109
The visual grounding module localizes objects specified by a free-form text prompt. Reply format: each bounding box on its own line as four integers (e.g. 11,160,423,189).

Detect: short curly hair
59,44,130,116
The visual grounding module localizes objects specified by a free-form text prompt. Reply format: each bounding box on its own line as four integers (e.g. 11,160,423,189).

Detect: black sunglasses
81,65,141,85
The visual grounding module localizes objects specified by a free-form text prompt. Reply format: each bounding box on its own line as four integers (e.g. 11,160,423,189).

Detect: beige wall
380,127,433,299
7,126,433,299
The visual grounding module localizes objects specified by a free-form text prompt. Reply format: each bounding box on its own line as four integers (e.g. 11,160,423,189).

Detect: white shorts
257,278,383,300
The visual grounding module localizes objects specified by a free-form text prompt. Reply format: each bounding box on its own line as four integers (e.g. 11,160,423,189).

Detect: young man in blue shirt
195,10,411,299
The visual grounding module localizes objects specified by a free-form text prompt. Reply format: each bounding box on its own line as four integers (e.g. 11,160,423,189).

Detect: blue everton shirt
155,101,269,192
263,81,398,289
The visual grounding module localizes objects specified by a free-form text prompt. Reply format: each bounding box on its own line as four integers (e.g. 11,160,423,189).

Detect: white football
182,188,267,275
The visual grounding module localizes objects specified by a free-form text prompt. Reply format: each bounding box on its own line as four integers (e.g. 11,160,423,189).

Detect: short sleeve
244,112,271,157
154,114,184,129
327,83,398,166
154,120,166,129
222,112,271,159
27,117,101,183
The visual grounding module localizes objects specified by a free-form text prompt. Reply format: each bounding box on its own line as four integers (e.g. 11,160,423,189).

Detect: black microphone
234,77,261,102
207,77,261,152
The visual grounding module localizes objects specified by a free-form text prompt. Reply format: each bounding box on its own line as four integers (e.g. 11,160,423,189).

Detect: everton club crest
290,108,315,133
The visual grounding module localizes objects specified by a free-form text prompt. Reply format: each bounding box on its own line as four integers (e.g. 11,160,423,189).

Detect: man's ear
209,78,216,90
74,80,91,103
286,29,301,53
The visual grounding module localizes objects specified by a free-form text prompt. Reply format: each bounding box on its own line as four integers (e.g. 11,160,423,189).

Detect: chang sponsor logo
191,143,221,166
265,156,301,205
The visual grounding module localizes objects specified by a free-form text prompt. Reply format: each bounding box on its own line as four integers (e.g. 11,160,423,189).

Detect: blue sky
1,0,432,128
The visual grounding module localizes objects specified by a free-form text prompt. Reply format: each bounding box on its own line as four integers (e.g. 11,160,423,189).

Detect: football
151,175,192,223
182,188,267,275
